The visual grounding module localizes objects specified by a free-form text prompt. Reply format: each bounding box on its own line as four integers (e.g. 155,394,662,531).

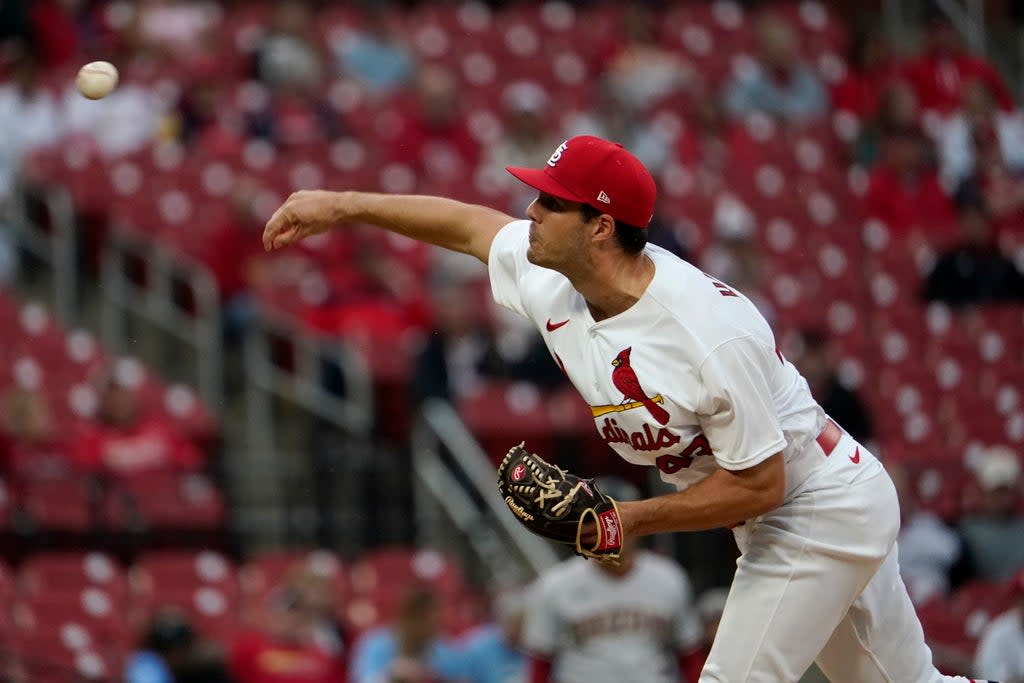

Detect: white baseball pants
699,431,984,683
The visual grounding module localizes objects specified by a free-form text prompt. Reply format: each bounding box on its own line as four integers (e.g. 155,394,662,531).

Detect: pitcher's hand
263,190,344,251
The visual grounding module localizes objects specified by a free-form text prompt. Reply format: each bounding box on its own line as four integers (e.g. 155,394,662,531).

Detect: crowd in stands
1,0,1024,681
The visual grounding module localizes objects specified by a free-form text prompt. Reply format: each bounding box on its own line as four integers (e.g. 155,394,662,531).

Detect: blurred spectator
863,122,956,243
0,48,63,201
205,177,277,340
286,562,346,659
851,80,920,168
254,1,324,92
674,96,758,192
174,70,244,153
564,78,671,174
644,205,689,261
0,2,31,49
700,196,774,324
244,87,342,148
935,79,1024,190
391,65,480,183
349,585,466,683
27,0,83,68
331,3,414,95
830,24,899,121
723,13,827,124
523,479,702,683
599,3,696,112
62,76,167,158
973,570,1024,683
230,582,343,683
682,588,729,682
246,1,343,147
460,586,526,683
791,329,874,445
903,12,1014,117
921,193,1024,307
133,0,218,60
413,283,506,405
127,608,230,683
73,365,203,476
126,608,196,683
889,463,963,606
959,446,1024,582
485,81,561,208
0,386,73,482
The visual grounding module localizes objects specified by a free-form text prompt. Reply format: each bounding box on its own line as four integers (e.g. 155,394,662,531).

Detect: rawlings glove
497,442,624,563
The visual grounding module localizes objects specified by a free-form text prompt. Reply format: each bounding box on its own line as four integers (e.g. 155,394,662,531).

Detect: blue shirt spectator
332,7,413,94
461,624,524,683
350,628,466,683
349,586,467,683
724,14,827,123
125,651,174,683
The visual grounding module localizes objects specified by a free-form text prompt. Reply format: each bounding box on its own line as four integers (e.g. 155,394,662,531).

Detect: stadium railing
411,397,560,583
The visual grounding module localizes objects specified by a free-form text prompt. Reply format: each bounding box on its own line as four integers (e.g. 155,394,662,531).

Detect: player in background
522,478,702,683
262,135,997,683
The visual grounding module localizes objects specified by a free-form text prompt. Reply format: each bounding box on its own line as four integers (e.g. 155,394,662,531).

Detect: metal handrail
100,227,225,413
411,398,561,580
6,179,77,324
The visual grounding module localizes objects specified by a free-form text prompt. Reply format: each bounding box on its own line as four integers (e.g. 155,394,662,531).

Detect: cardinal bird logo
611,347,670,425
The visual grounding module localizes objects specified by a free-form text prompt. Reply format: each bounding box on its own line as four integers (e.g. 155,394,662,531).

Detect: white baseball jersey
488,220,989,683
488,220,852,501
523,551,701,683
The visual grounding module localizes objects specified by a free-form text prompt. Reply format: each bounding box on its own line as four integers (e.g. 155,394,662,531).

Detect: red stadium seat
457,380,554,464
239,549,347,606
18,552,128,602
131,550,238,603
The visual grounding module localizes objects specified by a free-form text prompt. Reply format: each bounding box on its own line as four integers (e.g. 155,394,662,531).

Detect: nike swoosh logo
546,319,569,332
850,447,860,464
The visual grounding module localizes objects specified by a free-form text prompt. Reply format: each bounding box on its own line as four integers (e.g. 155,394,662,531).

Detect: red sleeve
680,648,707,683
72,429,104,473
228,632,261,683
528,656,553,683
970,58,1015,111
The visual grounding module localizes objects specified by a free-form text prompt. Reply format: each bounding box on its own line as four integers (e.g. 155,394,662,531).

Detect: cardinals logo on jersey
589,347,670,425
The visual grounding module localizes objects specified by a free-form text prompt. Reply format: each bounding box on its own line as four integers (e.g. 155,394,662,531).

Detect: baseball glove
497,443,624,563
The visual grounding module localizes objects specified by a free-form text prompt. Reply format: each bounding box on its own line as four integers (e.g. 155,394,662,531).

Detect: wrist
329,190,356,224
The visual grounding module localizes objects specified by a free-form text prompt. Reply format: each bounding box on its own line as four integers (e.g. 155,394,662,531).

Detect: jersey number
655,434,713,474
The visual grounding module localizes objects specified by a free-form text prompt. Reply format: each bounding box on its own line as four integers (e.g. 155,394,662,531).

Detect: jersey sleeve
696,336,787,471
487,220,532,318
521,574,561,657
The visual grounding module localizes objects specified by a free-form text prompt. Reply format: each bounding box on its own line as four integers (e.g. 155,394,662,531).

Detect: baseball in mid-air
75,61,119,100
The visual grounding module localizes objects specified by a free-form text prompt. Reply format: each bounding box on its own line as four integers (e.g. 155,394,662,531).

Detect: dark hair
798,328,829,351
142,611,195,654
579,204,647,255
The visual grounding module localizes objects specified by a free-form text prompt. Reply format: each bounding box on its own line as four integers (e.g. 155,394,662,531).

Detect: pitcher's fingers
263,202,294,250
271,226,299,251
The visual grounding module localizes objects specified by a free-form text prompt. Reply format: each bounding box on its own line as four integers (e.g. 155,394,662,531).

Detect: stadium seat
17,552,128,602
238,548,347,606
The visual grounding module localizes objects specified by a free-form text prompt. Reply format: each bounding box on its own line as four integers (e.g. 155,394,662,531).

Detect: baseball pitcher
263,135,997,683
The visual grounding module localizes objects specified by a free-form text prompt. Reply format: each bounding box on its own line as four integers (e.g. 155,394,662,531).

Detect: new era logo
597,191,611,204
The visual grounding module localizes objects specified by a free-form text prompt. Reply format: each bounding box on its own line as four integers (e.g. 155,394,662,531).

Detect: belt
816,418,842,457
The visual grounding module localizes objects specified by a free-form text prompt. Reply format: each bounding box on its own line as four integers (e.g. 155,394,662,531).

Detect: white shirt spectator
973,606,1024,683
897,511,962,605
62,84,166,157
934,109,1024,190
0,82,62,199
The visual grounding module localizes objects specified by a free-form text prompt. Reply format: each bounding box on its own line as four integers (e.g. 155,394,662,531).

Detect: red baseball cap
506,135,657,228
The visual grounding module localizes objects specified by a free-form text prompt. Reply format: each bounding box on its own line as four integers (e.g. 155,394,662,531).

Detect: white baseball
76,61,119,100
